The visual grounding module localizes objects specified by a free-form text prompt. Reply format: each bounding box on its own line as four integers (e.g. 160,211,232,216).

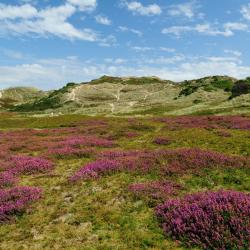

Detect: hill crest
1,75,249,115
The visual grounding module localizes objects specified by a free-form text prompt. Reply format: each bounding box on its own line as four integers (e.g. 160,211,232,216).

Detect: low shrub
215,130,231,137
129,180,183,205
155,190,250,249
9,155,54,175
156,116,250,130
0,186,42,223
160,148,249,176
0,172,17,189
48,147,93,159
60,136,115,148
71,148,249,182
153,137,172,145
70,159,121,182
124,131,139,138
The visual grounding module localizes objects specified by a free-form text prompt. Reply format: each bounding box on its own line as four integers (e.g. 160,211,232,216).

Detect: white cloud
130,45,176,53
122,1,161,16
19,0,37,3
177,59,250,81
2,49,24,59
118,26,143,36
162,25,193,36
206,56,241,63
131,46,154,52
162,22,249,37
0,3,100,41
105,58,127,64
224,49,242,57
168,1,198,19
0,3,37,19
146,55,186,65
1,55,250,90
98,35,117,47
224,22,248,33
160,47,176,53
67,0,97,11
241,3,250,20
95,15,111,25
196,23,230,36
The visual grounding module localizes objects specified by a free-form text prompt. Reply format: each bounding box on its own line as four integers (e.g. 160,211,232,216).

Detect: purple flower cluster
123,131,139,138
9,155,54,175
0,172,17,189
70,159,121,182
129,180,183,204
0,124,116,160
71,148,249,182
61,136,115,148
0,186,42,223
159,148,249,176
98,149,142,159
155,190,250,249
156,115,250,130
153,137,172,145
0,155,52,223
48,147,93,159
216,130,231,137
0,155,51,222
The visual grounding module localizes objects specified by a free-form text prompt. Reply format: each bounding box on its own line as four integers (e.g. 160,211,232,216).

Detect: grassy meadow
0,113,249,249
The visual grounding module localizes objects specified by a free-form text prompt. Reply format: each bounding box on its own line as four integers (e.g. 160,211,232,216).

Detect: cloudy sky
1,0,250,89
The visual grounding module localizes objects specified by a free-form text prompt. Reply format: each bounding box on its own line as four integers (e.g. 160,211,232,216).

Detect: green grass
0,114,249,249
211,79,233,91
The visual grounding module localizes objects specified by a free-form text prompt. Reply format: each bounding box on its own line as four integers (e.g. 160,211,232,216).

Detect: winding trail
109,103,115,113
67,87,80,102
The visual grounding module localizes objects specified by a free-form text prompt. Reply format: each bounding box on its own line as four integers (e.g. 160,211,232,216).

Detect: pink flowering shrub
70,160,121,182
155,190,250,249
103,148,249,175
156,115,250,130
0,159,11,171
48,147,93,159
216,130,231,137
71,148,249,182
60,136,115,148
129,181,183,204
153,137,172,145
159,148,249,176
70,153,158,182
9,155,54,175
98,149,142,159
124,131,139,138
0,186,42,223
0,172,17,189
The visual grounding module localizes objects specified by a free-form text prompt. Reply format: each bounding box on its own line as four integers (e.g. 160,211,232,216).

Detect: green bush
211,79,233,91
179,86,198,97
193,99,202,104
230,80,250,99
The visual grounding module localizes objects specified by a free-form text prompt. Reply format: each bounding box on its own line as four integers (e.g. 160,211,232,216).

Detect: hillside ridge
1,75,249,115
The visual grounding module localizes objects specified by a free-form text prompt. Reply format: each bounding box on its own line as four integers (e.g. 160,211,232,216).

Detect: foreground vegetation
0,113,249,249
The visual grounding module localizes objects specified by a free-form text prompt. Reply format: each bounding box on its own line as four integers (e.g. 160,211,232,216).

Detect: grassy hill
0,87,47,110
2,75,250,115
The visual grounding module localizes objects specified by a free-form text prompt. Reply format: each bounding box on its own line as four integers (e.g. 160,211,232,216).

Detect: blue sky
1,0,250,90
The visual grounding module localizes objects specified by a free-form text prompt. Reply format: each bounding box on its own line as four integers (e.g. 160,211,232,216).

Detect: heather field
0,113,249,250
